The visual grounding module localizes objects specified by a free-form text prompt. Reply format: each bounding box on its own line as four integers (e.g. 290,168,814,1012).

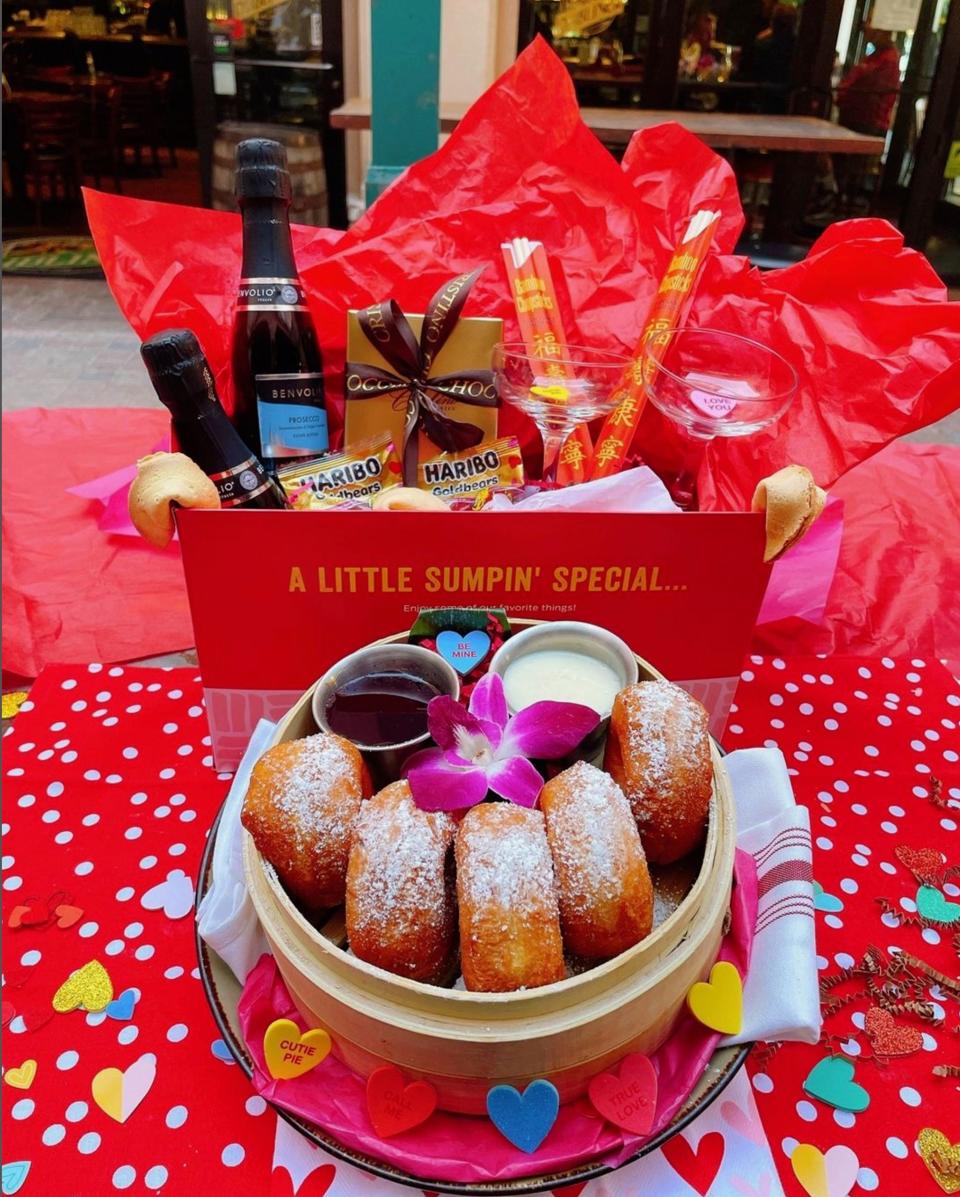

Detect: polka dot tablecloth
2,659,958,1197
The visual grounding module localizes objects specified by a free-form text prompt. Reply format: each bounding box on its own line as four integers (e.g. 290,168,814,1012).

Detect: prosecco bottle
231,137,328,473
141,329,285,509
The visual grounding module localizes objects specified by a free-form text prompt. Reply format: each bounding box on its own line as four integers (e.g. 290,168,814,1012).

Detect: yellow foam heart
919,1128,960,1194
686,960,743,1035
264,1018,332,1081
791,1144,828,1197
92,1068,124,1122
4,1060,37,1090
52,959,113,1014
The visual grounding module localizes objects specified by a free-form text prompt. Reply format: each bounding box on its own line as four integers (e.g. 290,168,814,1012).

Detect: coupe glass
492,342,631,481
642,327,798,509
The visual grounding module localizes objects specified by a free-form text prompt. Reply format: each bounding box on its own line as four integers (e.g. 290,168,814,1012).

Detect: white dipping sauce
503,650,622,716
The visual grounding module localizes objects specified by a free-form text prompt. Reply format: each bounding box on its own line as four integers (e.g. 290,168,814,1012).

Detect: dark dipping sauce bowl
311,644,460,788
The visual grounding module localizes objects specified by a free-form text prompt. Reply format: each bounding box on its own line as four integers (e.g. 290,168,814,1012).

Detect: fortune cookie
370,487,450,512
751,465,826,563
128,452,220,548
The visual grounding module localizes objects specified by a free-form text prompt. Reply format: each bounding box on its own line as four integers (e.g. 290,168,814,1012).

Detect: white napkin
723,746,822,1046
196,718,274,983
198,732,821,1046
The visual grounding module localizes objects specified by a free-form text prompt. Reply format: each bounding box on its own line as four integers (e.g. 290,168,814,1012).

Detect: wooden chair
20,93,83,227
114,74,162,175
77,80,122,192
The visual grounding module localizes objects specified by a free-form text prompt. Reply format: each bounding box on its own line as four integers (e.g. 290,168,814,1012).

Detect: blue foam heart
2,1162,31,1196
105,987,138,1021
486,1079,559,1154
813,882,844,913
436,630,491,676
211,1038,236,1064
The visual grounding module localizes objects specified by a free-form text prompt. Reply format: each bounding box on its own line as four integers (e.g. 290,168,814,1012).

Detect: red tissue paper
85,37,959,512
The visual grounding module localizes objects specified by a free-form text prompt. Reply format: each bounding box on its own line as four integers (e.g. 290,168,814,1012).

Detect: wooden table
329,97,885,156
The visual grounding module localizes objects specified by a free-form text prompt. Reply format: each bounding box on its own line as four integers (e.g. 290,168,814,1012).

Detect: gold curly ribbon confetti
2,691,29,719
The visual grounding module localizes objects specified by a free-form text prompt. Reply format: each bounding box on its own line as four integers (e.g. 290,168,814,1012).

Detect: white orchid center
454,726,494,767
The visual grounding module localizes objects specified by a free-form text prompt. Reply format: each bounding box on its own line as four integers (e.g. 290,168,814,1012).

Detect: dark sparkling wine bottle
140,328,285,510
231,137,328,473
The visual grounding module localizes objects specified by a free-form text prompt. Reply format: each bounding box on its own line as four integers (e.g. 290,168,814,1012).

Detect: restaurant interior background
2,0,958,279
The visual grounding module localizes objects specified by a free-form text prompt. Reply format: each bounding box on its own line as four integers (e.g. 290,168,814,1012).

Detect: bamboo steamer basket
243,628,737,1116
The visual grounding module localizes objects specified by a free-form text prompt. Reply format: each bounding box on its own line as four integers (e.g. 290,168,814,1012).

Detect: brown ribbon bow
345,269,498,485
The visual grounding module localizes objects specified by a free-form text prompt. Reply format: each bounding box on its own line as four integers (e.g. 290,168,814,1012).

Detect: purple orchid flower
404,671,599,812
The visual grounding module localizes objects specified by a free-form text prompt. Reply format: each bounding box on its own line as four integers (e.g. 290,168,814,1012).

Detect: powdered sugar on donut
456,805,556,910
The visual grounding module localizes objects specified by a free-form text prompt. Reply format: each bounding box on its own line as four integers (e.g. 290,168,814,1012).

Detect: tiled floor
2,274,959,443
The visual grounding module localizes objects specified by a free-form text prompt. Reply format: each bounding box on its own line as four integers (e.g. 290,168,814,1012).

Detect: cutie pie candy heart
587,1053,657,1135
263,1018,332,1081
686,961,743,1035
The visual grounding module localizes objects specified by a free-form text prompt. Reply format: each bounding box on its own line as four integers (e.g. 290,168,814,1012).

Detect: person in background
837,26,901,136
738,2,798,113
679,9,720,79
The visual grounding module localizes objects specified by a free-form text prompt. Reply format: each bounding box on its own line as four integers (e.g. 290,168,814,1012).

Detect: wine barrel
212,121,328,227
243,626,737,1116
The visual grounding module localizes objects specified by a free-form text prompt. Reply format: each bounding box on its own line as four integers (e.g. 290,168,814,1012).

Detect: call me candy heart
263,1019,332,1081
587,1053,657,1135
366,1065,437,1138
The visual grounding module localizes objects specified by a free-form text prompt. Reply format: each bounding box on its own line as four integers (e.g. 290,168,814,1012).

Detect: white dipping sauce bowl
488,621,639,734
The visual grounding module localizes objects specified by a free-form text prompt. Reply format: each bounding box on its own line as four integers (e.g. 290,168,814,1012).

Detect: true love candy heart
366,1066,437,1138
52,959,113,1014
587,1053,657,1135
686,961,743,1035
802,1056,870,1113
486,1079,559,1154
263,1018,331,1081
436,630,491,676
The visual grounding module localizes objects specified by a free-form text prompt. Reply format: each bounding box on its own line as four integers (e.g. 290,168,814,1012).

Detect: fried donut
603,681,712,864
455,803,565,993
346,780,457,983
242,732,371,910
540,761,653,960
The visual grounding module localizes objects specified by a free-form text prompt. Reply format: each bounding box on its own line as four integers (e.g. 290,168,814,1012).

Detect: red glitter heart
864,1006,923,1057
895,846,944,884
1,999,15,1026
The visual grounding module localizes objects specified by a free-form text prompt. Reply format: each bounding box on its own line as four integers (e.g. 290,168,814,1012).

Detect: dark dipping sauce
324,671,440,747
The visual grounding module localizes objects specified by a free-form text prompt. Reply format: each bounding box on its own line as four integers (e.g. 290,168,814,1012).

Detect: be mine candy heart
52,959,113,1014
864,1006,922,1056
791,1143,860,1197
918,1128,960,1194
366,1066,437,1138
803,1056,870,1113
436,630,491,676
686,961,743,1035
263,1018,331,1081
486,1079,560,1154
917,884,960,924
587,1053,657,1135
